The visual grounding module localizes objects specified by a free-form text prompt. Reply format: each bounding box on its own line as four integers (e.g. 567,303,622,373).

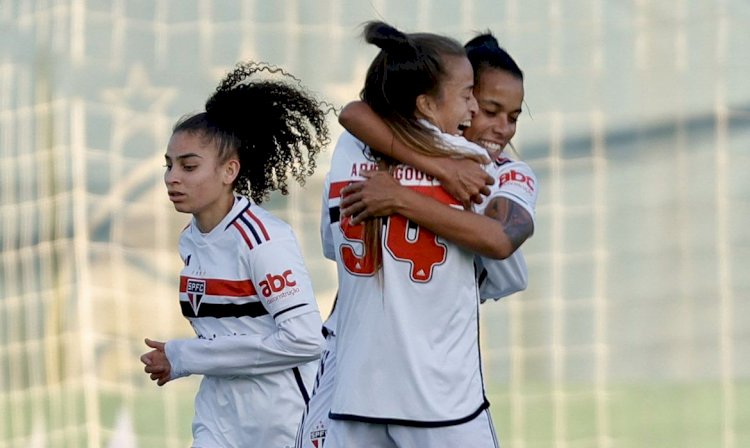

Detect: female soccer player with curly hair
140,62,330,448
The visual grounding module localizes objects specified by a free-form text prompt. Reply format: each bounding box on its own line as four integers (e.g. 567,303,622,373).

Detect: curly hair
173,62,331,203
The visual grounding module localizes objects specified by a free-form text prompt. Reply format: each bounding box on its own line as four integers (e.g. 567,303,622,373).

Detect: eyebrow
164,153,203,161
480,99,522,113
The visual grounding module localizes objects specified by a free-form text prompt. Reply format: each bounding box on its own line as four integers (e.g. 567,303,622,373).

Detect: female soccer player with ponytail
299,27,536,448
318,21,534,448
140,62,330,448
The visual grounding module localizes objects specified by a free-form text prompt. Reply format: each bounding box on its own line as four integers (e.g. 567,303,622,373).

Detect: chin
171,203,193,214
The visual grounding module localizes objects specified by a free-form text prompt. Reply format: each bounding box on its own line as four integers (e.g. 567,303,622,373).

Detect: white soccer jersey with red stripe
165,195,323,447
324,131,489,425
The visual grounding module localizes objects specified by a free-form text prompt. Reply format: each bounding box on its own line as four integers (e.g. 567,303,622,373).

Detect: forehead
166,131,217,157
440,55,474,88
476,69,524,105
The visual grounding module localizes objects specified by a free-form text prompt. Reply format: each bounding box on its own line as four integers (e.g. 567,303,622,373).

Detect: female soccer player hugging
140,62,330,448
315,21,537,448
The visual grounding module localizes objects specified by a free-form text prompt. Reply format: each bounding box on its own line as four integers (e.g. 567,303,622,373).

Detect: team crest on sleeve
309,421,327,448
186,279,206,315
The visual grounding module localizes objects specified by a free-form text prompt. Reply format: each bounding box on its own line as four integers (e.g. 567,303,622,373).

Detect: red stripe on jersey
232,221,254,249
408,185,461,206
179,276,257,297
329,181,350,199
245,209,270,241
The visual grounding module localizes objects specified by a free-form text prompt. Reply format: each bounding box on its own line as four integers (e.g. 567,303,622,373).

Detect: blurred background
1,1,748,447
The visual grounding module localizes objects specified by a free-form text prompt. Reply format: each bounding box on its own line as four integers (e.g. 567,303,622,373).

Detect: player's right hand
435,157,494,209
140,338,173,386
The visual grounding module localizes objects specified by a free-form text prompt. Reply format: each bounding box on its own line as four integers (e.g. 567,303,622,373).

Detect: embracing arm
339,101,492,206
340,171,532,259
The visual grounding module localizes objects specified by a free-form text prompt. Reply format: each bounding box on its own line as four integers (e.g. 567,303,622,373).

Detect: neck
195,193,235,233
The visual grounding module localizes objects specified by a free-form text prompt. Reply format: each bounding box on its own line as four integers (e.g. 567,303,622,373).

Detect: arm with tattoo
483,196,534,251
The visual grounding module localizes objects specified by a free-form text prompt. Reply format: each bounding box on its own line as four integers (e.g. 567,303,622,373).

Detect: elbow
482,237,516,260
296,327,325,359
338,101,361,129
308,331,325,358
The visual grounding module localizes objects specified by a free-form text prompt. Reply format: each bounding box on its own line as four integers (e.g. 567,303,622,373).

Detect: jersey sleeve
475,249,528,303
246,234,319,323
165,310,323,378
486,160,538,226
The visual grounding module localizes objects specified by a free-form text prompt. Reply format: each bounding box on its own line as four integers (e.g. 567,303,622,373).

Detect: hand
140,338,172,386
340,171,403,225
434,158,494,208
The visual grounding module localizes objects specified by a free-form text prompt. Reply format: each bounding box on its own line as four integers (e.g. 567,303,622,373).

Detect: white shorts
325,408,499,448
296,334,337,448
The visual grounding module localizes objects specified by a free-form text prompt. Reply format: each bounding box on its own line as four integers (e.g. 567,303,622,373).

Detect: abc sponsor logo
499,169,535,191
259,269,300,302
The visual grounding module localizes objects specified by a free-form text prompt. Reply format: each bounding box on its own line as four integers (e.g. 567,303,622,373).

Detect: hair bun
363,21,417,57
464,31,500,53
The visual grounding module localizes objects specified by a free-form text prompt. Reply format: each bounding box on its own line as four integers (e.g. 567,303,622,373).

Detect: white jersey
324,130,489,425
476,156,538,302
165,195,324,448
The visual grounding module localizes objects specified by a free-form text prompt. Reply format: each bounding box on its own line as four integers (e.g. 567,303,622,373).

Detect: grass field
3,380,747,447
485,380,750,448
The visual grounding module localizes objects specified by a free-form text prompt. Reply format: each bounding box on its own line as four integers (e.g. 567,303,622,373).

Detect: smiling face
418,55,478,136
463,67,524,158
164,131,239,232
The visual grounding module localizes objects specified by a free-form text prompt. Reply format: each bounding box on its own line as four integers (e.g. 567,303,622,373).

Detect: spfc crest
186,279,206,315
309,421,327,448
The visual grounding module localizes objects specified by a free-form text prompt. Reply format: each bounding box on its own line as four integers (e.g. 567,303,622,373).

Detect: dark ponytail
174,62,331,204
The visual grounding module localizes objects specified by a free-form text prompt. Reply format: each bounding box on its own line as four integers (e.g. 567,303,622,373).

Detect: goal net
1,1,748,447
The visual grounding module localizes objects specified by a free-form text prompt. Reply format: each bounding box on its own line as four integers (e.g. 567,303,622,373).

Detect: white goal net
1,1,748,447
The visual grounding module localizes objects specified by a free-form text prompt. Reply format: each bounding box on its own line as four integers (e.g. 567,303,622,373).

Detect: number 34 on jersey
329,181,458,283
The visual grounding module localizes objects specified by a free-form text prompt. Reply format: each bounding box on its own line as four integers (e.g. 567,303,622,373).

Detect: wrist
392,185,420,215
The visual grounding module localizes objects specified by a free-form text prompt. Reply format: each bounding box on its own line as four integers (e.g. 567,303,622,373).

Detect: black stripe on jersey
239,213,263,245
493,157,512,167
180,301,269,318
273,303,307,319
329,206,340,224
329,399,490,428
475,295,491,406
292,366,310,404
225,200,252,230
477,267,488,288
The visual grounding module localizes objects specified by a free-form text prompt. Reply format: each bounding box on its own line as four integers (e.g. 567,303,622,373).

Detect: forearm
340,101,446,177
391,188,515,259
166,311,324,378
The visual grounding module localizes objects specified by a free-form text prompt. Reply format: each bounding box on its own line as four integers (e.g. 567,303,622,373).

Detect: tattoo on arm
485,197,534,250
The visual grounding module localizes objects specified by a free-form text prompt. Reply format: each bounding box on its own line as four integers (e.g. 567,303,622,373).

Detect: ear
415,93,438,123
222,158,240,186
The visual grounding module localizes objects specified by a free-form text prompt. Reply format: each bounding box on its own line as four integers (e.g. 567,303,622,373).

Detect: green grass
2,380,748,447
486,380,750,448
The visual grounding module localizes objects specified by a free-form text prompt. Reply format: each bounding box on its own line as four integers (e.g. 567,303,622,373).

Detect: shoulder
329,131,376,180
493,157,537,187
332,131,369,157
493,156,534,173
224,202,295,251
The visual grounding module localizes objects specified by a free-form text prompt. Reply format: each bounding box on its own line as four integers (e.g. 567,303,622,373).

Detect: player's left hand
140,338,173,386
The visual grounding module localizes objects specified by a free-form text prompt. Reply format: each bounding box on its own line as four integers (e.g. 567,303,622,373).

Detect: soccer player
319,21,537,448
140,62,329,448
297,31,535,448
